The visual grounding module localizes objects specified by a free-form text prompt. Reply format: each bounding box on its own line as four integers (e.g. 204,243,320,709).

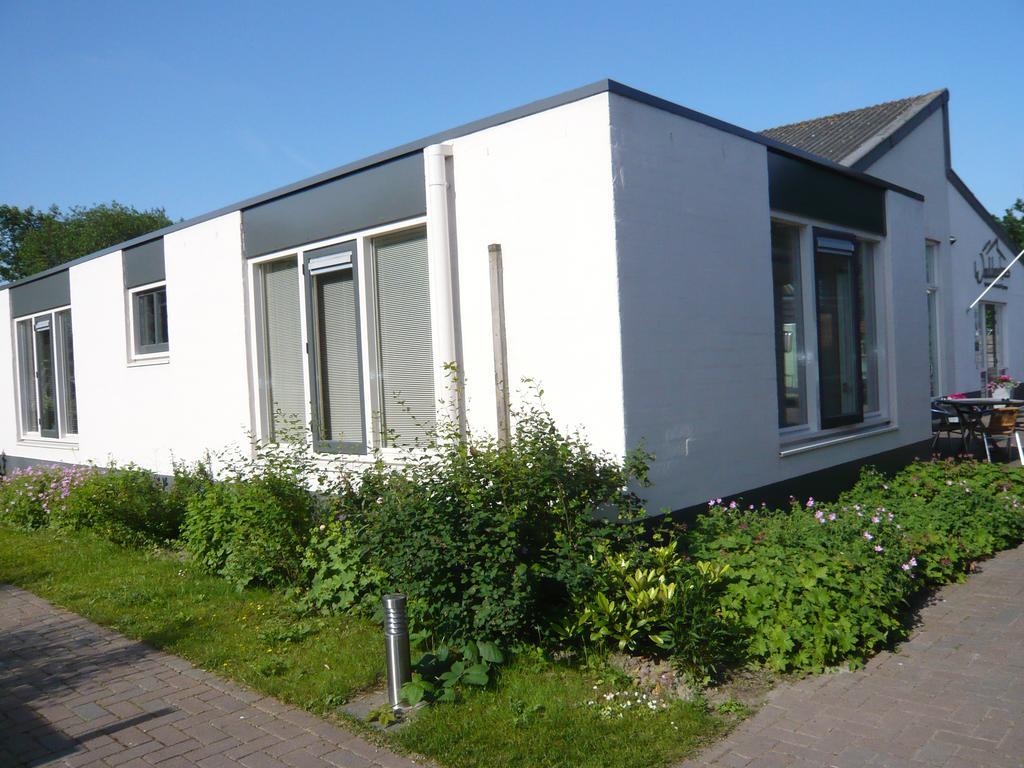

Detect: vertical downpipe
424,144,463,434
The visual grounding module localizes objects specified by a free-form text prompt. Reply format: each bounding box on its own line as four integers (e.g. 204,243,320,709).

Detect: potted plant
987,374,1020,400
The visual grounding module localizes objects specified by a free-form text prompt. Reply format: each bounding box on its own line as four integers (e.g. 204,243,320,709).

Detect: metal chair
979,407,1023,465
931,405,966,453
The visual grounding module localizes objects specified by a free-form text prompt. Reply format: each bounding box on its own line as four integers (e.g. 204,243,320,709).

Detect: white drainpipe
424,143,462,431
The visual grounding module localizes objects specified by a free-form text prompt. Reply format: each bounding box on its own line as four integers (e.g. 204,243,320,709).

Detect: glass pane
58,310,78,435
858,243,878,413
35,319,57,436
375,230,435,446
315,269,365,446
261,258,306,441
984,303,1000,378
134,286,169,353
925,242,938,285
816,246,862,427
771,222,806,427
16,320,38,433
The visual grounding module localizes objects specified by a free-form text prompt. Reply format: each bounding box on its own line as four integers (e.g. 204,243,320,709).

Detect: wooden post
489,244,511,446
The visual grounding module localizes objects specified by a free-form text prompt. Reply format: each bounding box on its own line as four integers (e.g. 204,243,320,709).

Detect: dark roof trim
2,78,923,291
848,90,949,172
947,168,1019,252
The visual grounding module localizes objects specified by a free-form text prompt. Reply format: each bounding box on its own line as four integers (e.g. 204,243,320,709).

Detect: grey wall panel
768,151,886,236
123,238,166,288
242,155,426,257
10,270,71,318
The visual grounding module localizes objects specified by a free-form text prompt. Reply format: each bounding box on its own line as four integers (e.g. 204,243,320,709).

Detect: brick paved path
0,585,423,768
683,544,1024,768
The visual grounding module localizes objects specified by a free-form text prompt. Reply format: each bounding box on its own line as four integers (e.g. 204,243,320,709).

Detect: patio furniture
934,398,1024,452
979,407,1024,465
931,405,966,452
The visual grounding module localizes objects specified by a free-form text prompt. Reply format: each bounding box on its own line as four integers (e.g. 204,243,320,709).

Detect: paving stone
0,584,422,767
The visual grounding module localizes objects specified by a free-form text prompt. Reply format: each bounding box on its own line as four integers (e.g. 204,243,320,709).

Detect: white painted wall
948,183,1024,390
0,212,250,474
860,107,1022,397
609,94,930,512
442,93,626,458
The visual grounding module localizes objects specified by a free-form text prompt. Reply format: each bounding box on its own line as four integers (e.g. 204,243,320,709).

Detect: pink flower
901,563,911,571
874,545,883,552
871,516,880,524
806,498,815,507
729,501,737,509
863,532,874,541
909,557,917,567
827,513,836,521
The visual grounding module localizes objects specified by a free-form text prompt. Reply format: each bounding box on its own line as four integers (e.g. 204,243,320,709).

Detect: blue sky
1,0,1021,222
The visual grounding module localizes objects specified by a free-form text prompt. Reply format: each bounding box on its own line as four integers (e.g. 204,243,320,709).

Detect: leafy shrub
0,466,68,529
313,397,650,644
182,476,317,589
50,464,183,547
559,537,739,684
299,517,388,616
688,459,1024,672
401,639,505,705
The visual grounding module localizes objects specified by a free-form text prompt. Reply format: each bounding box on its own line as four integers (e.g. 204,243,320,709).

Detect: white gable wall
948,184,1024,390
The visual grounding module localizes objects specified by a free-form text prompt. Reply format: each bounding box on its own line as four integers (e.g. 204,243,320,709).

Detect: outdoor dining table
934,398,1024,451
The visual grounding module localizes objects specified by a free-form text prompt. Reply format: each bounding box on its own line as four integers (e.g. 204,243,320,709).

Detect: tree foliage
0,202,172,283
999,198,1024,252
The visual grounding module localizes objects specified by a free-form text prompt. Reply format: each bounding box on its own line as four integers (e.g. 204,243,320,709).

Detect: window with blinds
373,229,435,447
311,265,365,450
261,257,307,441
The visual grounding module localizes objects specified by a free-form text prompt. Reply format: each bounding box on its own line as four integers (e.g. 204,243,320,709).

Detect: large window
15,308,78,439
770,222,882,434
255,225,435,452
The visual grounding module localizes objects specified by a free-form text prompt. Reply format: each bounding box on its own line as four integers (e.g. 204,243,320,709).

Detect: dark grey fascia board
947,168,1019,251
1,78,924,292
848,90,950,173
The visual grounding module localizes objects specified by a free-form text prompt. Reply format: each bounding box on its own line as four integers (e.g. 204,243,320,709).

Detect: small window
132,284,169,356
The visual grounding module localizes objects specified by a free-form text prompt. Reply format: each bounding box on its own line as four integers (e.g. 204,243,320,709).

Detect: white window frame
247,215,433,459
770,213,891,450
126,280,170,365
13,305,79,444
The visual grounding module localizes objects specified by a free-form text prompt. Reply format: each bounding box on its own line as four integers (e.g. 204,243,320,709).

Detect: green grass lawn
0,526,725,768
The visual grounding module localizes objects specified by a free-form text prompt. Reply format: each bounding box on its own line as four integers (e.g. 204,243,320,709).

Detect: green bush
50,465,183,547
309,399,650,644
299,517,387,616
0,466,65,529
183,476,317,589
559,537,740,685
687,459,1024,672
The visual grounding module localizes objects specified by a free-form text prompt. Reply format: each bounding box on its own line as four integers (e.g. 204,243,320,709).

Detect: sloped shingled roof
760,90,946,166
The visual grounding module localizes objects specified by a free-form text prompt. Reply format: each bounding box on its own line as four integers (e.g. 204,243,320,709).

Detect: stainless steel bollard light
382,593,412,709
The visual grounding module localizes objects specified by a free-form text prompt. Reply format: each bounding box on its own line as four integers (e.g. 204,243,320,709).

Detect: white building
1,80,1008,514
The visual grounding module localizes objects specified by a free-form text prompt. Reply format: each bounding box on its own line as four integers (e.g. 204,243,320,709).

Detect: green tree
0,202,172,283
999,198,1024,253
